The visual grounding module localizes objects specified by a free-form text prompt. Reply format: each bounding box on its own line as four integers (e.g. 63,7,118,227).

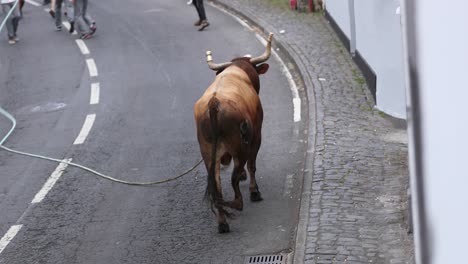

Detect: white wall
325,0,407,119
410,1,468,263
325,0,350,38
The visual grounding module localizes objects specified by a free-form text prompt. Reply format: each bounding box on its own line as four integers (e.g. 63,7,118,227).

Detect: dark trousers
193,0,206,21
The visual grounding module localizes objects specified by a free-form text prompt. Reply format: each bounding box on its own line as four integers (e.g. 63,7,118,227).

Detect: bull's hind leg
221,159,246,211
217,209,230,233
202,149,230,233
248,139,263,202
213,161,231,233
231,159,246,210
248,158,263,202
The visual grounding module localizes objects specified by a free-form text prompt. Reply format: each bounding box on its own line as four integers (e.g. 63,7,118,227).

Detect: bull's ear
256,63,269,75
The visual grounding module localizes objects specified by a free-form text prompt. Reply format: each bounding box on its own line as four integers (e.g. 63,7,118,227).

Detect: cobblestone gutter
209,0,415,263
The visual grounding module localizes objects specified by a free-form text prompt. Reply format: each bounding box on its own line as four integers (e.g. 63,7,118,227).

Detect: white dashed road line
0,225,23,255
0,2,102,259
73,114,96,145
90,82,100,105
86,59,98,77
31,159,72,204
75,39,90,55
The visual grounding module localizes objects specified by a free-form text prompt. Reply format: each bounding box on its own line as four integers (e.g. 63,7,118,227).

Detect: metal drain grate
244,254,285,264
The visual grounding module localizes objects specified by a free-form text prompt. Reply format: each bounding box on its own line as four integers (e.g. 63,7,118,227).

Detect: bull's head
205,33,273,78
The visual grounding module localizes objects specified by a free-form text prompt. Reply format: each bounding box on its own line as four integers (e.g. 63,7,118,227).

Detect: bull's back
194,67,263,146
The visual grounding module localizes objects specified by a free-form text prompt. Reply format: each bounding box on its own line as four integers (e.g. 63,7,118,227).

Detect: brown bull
194,33,273,233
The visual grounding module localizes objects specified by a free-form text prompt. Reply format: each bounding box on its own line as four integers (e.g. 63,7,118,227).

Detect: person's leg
11,4,20,37
81,0,93,25
192,0,202,23
74,0,91,37
194,0,206,21
65,0,74,32
1,4,16,43
81,0,95,32
19,0,24,16
54,0,63,29
194,0,209,31
65,0,74,21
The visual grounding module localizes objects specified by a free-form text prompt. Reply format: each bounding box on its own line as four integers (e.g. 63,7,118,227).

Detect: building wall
324,0,350,39
325,0,407,119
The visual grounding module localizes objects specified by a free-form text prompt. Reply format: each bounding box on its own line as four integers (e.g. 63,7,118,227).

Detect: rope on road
0,108,203,186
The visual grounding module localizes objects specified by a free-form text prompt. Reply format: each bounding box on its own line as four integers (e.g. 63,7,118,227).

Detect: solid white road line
255,34,301,122
73,114,96,145
25,0,40,6
75,39,90,55
211,2,302,123
31,159,72,204
86,59,98,77
0,225,23,255
90,83,100,105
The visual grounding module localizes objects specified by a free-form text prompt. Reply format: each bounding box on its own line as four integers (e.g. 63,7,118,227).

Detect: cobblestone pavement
209,1,415,263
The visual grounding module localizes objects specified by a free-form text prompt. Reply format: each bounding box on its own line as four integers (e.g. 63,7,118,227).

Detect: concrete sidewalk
209,0,415,263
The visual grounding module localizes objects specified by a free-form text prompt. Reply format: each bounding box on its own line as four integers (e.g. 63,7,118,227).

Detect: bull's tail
205,95,221,213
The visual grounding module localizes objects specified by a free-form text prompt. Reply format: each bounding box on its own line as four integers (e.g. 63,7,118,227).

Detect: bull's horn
250,33,273,65
206,51,232,71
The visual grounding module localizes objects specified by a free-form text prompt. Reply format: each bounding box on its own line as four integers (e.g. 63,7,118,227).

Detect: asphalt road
0,0,307,263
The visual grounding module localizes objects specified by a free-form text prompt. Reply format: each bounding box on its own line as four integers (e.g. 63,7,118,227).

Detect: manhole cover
244,254,285,264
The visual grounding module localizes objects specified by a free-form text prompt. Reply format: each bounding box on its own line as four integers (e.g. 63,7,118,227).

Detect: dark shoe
49,9,55,18
193,20,201,26
55,25,62,31
69,22,74,33
198,20,209,31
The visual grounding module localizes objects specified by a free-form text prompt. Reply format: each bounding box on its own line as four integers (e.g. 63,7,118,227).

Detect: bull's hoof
239,170,247,181
218,223,230,233
250,191,263,202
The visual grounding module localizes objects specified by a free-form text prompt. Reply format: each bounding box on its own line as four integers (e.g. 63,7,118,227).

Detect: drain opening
244,254,285,264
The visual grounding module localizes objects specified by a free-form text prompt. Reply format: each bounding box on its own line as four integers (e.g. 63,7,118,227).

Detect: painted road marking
31,159,72,204
210,2,301,122
25,0,40,6
0,225,22,255
255,34,301,122
86,59,98,77
73,114,96,145
90,83,100,105
75,39,90,55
